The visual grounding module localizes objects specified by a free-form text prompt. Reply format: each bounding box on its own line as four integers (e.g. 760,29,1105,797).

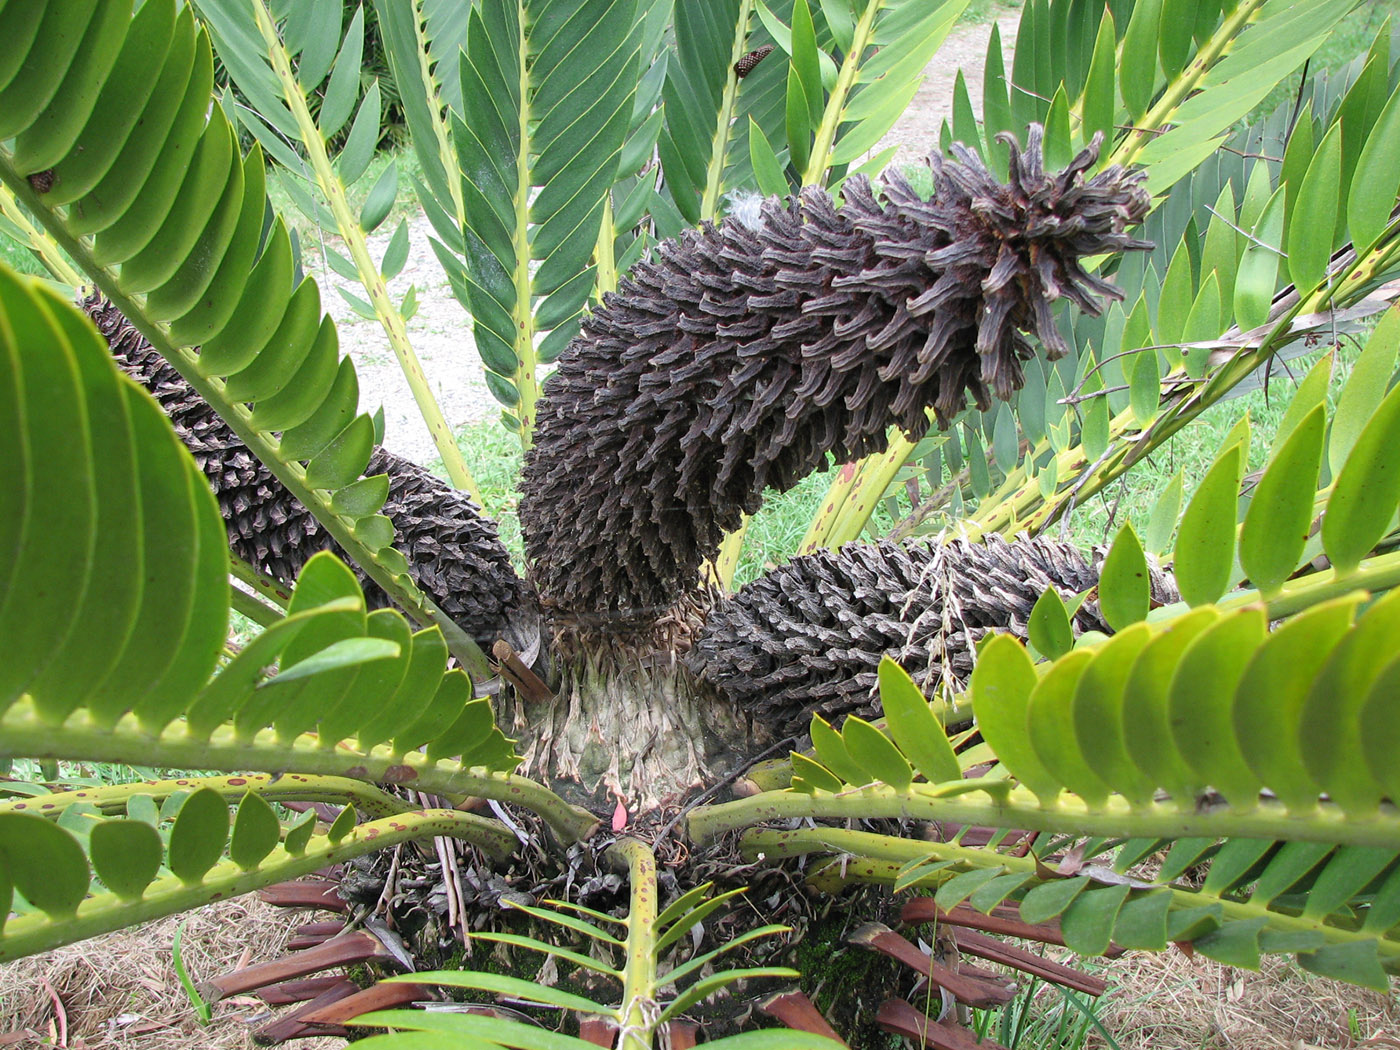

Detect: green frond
0,773,419,821
741,825,1400,992
0,258,593,841
195,0,483,500
347,839,828,1048
0,0,488,672
0,792,514,962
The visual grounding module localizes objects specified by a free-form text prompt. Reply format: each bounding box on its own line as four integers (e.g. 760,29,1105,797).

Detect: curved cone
520,128,1151,618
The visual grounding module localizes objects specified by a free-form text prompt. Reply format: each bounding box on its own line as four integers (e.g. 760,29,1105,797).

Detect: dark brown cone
520,127,1152,619
687,535,1177,728
86,297,532,649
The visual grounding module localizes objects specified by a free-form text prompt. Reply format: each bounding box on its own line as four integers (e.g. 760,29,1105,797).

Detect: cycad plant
5,0,1400,1046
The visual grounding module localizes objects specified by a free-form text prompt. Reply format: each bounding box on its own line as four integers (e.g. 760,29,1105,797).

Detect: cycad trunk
501,596,767,812
510,653,762,814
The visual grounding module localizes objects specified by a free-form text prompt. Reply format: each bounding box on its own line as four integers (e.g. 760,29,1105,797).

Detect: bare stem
687,781,1400,851
610,837,661,1050
0,698,599,843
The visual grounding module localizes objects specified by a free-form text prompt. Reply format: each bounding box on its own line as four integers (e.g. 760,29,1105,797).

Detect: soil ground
7,9,1400,1049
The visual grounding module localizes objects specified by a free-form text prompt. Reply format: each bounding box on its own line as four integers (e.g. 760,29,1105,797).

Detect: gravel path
325,11,1018,467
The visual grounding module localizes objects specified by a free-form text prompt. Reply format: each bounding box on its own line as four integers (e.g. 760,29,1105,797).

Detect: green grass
1251,0,1400,122
452,417,528,573
971,978,1122,1050
0,233,47,278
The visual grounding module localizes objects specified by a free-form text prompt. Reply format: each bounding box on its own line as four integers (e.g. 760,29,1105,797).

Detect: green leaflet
1300,589,1400,815
747,117,789,196
1173,442,1242,607
228,791,281,871
1181,271,1220,379
878,657,961,784
1349,77,1400,253
1287,122,1341,294
1123,295,1160,425
971,635,1058,801
1236,597,1361,813
1239,404,1325,598
1233,186,1285,334
1144,469,1184,556
1118,0,1163,120
1330,305,1400,478
1155,236,1194,349
842,715,913,790
1078,9,1115,150
792,752,843,793
1028,586,1074,659
1072,623,1155,806
1200,183,1239,316
1168,608,1267,806
0,274,228,727
1098,524,1151,630
810,714,870,787
783,0,821,174
0,813,89,923
1028,650,1107,807
167,787,230,884
1321,378,1400,576
89,819,163,901
386,972,609,1017
1361,657,1400,807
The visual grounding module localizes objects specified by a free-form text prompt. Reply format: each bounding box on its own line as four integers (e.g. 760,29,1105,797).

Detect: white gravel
324,12,1018,467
